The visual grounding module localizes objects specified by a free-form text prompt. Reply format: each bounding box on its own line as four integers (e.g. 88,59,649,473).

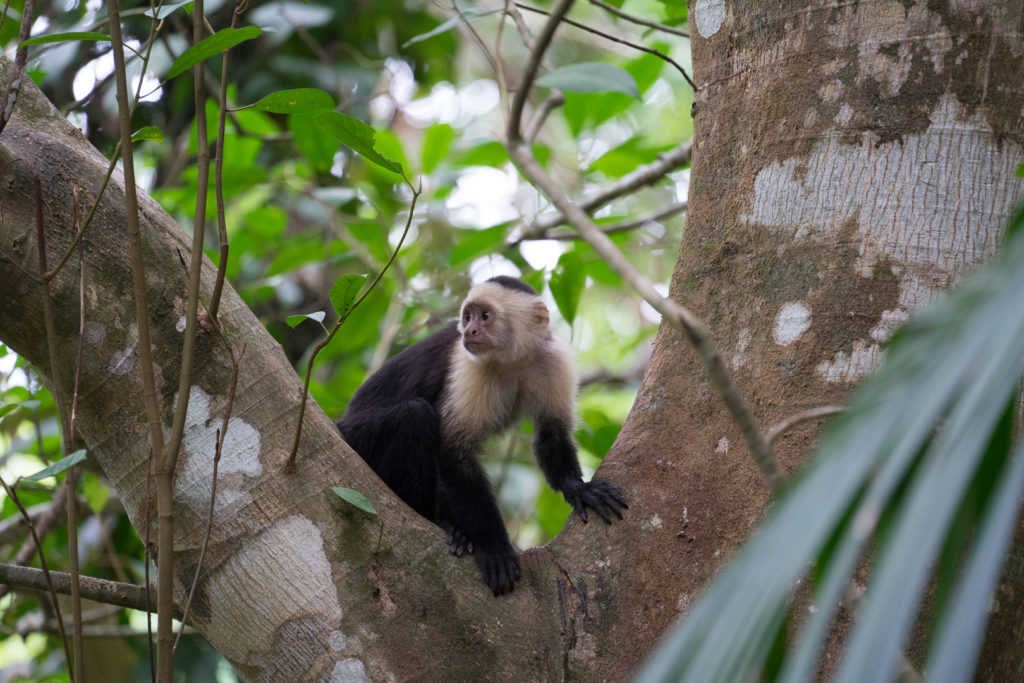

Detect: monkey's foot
441,522,473,556
475,545,521,597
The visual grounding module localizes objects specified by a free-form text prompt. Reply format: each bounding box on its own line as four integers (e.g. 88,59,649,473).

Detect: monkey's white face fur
443,281,576,446
457,281,550,363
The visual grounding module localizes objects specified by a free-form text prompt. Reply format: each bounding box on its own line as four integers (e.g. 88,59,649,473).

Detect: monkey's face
459,299,501,357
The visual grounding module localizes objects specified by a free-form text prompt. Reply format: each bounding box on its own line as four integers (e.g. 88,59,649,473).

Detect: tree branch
511,140,691,240
588,0,689,38
0,562,183,620
766,406,845,447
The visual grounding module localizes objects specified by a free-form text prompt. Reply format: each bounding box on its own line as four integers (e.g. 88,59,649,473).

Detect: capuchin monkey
338,275,627,596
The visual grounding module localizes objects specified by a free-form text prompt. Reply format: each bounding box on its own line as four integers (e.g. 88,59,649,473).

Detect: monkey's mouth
463,339,488,355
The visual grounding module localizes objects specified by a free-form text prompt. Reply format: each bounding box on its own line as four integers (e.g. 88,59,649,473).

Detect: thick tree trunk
584,1,1024,679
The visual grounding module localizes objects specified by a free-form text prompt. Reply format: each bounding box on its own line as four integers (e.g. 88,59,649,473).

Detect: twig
209,0,250,321
515,201,686,244
507,0,574,143
0,484,69,601
69,191,85,442
0,563,183,620
514,140,692,239
286,182,422,467
0,476,74,679
0,0,34,135
453,1,499,86
588,0,689,38
34,178,84,682
514,2,696,90
524,92,565,145
46,0,163,283
106,2,171,678
144,448,154,682
766,406,845,447
0,501,80,547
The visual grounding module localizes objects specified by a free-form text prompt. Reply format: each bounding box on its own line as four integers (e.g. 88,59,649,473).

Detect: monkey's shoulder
348,323,459,409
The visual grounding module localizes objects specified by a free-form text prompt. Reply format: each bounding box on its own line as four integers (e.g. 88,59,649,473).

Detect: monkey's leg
438,452,521,596
340,398,441,521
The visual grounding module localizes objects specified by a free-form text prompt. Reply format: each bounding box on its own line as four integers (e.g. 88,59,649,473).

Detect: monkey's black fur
338,276,627,595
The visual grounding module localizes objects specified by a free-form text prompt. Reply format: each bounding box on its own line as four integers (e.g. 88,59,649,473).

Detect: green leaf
145,1,193,20
549,251,585,325
166,26,263,80
315,112,404,177
534,485,572,537
21,32,111,47
251,88,335,114
421,123,455,174
24,449,88,482
535,63,639,98
330,274,368,319
401,7,495,48
449,225,507,266
82,472,110,516
332,487,378,515
289,113,338,174
132,126,164,143
0,400,40,419
286,311,326,328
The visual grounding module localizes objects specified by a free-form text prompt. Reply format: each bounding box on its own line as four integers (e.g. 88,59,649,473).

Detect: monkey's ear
532,301,550,328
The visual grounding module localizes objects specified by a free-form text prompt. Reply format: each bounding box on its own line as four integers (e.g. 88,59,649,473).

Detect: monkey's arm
534,416,628,524
437,447,521,596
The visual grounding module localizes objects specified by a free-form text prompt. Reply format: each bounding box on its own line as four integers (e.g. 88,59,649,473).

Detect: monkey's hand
474,544,521,597
562,478,628,524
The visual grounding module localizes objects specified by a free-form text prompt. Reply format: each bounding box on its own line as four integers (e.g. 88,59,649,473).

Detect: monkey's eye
463,312,471,323
481,311,490,321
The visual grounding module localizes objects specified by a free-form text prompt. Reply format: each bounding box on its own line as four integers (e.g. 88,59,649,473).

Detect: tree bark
580,1,1024,679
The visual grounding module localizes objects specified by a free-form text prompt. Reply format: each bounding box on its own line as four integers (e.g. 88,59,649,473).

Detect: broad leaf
549,251,585,325
402,8,494,48
315,112,404,177
21,32,111,47
286,311,326,328
145,1,193,20
132,126,164,143
24,449,88,482
421,123,455,174
166,26,262,80
332,487,377,515
536,63,639,98
329,274,367,319
251,88,335,114
0,400,40,418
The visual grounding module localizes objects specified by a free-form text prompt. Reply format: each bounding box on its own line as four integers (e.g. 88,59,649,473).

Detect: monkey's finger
602,494,626,519
575,504,589,524
597,481,629,509
589,497,613,524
